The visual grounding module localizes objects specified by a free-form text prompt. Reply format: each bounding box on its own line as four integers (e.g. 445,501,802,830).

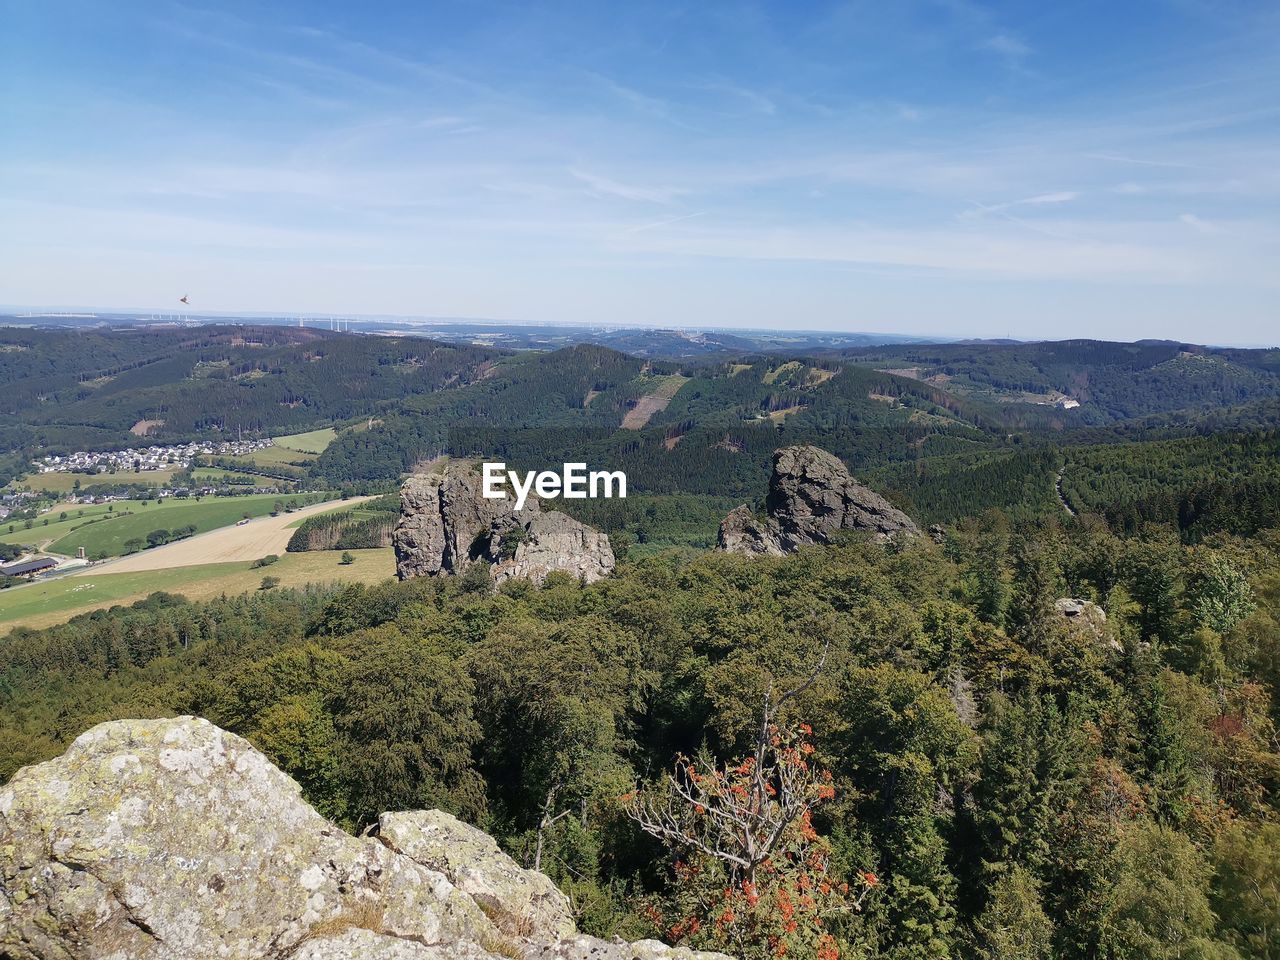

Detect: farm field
190,467,289,487
3,468,183,494
46,492,333,559
273,428,337,453
5,500,146,548
0,548,394,632
235,445,319,471
90,495,374,571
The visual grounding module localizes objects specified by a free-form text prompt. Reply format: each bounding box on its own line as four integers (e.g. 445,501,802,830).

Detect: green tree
333,626,486,825
1213,821,1280,959
970,866,1054,960
1187,553,1255,635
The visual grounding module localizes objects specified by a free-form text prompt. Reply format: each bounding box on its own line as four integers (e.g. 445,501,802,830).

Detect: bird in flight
179,295,190,305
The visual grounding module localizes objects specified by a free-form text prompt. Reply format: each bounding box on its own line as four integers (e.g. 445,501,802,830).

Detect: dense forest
3,507,1278,959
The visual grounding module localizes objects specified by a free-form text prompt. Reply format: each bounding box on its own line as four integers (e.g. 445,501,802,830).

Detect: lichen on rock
0,716,729,960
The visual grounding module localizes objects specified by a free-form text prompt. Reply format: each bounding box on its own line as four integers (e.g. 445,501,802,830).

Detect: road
70,496,375,575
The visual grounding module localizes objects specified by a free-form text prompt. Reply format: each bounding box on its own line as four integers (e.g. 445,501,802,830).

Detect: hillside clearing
620,375,689,429
273,428,338,453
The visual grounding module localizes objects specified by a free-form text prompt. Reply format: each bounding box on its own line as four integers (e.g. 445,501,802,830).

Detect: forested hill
312,349,999,495
5,326,1280,532
830,339,1280,426
0,325,500,455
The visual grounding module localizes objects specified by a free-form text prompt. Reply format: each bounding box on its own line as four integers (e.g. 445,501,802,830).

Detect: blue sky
2,1,1278,343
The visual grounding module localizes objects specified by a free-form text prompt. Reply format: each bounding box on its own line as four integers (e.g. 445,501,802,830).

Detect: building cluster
34,439,275,475
1,490,38,521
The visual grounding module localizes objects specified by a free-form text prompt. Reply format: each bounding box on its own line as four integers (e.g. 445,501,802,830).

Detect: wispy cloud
569,169,688,205
982,33,1031,59
617,211,707,235
1179,212,1223,234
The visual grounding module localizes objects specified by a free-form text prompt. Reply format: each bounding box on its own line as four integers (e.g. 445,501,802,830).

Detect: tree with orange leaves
625,645,876,959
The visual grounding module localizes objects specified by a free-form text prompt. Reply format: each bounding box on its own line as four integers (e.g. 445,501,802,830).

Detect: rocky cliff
394,462,615,586
0,717,725,960
719,445,920,555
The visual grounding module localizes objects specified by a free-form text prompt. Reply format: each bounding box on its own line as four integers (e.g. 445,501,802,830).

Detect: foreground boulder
378,810,575,940
0,717,724,960
394,461,614,586
0,717,494,960
719,445,919,555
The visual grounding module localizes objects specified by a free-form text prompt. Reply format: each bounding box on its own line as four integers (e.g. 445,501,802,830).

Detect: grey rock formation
493,512,616,586
0,717,495,960
379,809,575,940
395,462,613,586
716,504,784,557
719,445,919,556
395,462,537,579
527,935,732,960
1055,597,1120,652
0,717,727,960
293,929,500,960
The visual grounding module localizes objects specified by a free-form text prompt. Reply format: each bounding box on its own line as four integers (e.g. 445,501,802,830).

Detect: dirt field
76,496,375,574
620,376,689,429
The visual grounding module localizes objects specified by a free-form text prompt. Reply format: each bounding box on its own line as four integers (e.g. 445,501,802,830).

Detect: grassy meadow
273,428,337,453
4,468,183,495
43,493,330,558
0,548,394,632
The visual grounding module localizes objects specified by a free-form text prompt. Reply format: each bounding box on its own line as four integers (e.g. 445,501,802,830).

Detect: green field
191,467,289,487
46,493,330,559
237,446,319,470
5,500,143,548
0,548,395,632
4,468,183,495
273,428,337,454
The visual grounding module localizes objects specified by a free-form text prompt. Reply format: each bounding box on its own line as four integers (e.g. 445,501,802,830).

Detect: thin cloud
1179,212,1223,234
570,169,687,205
981,33,1031,59
618,211,707,235
960,191,1079,219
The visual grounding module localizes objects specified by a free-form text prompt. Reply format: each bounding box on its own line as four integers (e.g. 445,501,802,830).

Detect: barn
0,557,58,578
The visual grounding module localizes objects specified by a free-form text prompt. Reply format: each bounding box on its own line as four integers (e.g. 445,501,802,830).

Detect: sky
1,1,1278,343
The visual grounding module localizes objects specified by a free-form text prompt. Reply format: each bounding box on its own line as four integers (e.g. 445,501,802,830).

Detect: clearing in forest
621,375,689,429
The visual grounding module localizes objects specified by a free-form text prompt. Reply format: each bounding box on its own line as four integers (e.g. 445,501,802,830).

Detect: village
33,438,275,476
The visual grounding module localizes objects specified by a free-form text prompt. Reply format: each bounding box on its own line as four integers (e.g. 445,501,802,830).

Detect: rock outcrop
378,810,575,940
394,462,614,586
716,504,785,557
1055,597,1120,652
0,717,727,960
491,512,615,587
718,445,919,555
